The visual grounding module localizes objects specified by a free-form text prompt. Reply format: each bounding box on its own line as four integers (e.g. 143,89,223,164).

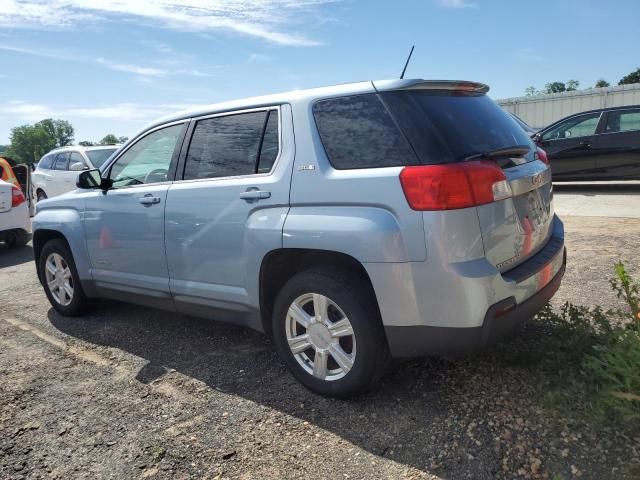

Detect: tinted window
109,124,184,188
86,148,117,169
541,113,601,141
69,152,86,168
605,109,640,133
257,111,279,173
38,154,54,170
53,152,69,170
184,111,267,180
313,94,416,169
382,91,535,163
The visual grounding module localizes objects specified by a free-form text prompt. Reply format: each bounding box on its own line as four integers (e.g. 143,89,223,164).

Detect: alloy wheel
44,253,74,306
285,293,356,381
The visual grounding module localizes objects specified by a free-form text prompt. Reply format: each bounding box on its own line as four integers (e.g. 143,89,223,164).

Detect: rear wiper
462,145,530,162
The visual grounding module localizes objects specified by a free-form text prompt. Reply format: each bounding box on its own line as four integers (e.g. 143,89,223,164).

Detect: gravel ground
1,216,639,480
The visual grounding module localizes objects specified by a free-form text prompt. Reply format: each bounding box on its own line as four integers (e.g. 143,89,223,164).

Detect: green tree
78,140,94,146
525,86,538,96
595,79,610,88
566,79,580,91
545,82,566,94
618,67,640,85
36,119,74,148
118,136,128,144
7,124,57,163
100,134,120,145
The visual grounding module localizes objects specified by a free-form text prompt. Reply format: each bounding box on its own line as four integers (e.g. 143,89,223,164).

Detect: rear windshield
86,148,117,168
313,91,535,169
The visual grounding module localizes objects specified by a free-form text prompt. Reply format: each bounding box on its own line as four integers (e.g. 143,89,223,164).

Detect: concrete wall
496,83,640,129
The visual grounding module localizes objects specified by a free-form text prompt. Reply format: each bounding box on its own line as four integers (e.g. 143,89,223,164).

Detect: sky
0,0,639,144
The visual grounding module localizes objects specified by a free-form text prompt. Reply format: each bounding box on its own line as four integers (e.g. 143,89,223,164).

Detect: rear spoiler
372,79,490,94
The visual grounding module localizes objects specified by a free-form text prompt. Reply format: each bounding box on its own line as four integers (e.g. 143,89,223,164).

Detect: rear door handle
139,194,161,205
239,189,271,200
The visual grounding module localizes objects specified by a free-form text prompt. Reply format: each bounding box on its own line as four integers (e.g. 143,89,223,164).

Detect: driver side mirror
76,169,112,190
69,161,88,171
531,132,541,143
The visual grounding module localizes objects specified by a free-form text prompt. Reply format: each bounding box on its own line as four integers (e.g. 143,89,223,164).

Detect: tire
38,238,89,316
37,190,47,202
272,268,389,398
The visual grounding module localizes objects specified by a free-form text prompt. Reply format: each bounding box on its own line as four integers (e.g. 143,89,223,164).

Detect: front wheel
272,269,389,397
37,190,47,202
39,238,89,316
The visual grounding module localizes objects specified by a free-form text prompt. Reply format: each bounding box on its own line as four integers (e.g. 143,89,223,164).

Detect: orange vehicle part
0,157,21,190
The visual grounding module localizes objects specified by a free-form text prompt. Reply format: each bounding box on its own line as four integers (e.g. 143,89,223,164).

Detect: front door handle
580,140,592,148
139,194,161,206
239,189,271,200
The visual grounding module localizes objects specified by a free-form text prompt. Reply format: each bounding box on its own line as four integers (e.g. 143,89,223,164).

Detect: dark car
534,105,640,180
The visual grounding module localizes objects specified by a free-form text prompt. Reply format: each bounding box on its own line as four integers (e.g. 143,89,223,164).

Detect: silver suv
33,79,566,397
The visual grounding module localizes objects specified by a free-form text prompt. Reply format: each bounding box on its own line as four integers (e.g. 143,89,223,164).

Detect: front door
165,107,293,326
538,112,602,180
84,122,187,304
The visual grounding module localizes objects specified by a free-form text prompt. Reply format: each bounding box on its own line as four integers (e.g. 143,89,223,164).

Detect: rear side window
184,110,279,180
38,154,54,169
313,94,416,169
382,91,536,163
605,109,640,133
53,152,69,170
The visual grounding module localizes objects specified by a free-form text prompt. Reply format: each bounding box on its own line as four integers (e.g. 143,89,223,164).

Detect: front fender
282,206,410,263
33,207,91,282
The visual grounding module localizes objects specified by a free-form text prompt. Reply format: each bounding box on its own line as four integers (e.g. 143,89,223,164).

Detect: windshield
86,148,117,168
382,91,536,164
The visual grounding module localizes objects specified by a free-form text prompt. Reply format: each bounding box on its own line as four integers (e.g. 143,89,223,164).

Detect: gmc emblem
531,173,544,187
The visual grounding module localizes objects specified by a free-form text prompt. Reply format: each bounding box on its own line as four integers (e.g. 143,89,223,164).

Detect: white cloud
248,53,273,63
0,0,337,46
0,100,205,123
96,58,167,76
436,0,478,8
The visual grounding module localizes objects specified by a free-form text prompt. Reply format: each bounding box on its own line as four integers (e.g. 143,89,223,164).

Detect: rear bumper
384,252,565,357
370,214,566,357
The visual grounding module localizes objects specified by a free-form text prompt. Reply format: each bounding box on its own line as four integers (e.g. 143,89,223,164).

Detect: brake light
399,160,511,211
11,186,25,208
535,147,549,165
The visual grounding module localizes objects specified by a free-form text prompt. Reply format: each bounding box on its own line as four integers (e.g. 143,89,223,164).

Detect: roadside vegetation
500,262,640,426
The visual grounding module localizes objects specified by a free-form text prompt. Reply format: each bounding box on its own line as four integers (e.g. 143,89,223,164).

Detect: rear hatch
380,82,554,271
0,180,12,213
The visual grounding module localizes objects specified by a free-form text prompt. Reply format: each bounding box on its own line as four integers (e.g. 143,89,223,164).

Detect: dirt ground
1,216,639,480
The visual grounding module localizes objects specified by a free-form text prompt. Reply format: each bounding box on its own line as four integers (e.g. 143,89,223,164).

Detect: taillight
535,147,549,165
399,160,511,211
11,186,25,208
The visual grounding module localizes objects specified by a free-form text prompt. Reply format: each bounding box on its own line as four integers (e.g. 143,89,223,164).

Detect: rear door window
38,154,54,169
604,109,640,133
313,94,417,169
53,152,70,170
183,110,279,180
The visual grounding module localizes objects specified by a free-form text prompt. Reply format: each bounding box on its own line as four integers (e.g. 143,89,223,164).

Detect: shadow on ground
553,181,640,195
46,300,592,479
0,244,34,268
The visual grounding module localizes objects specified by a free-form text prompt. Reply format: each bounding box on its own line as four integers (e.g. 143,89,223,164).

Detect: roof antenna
400,45,415,79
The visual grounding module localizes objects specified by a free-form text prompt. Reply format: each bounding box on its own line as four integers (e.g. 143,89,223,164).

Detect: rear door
537,112,602,180
165,107,293,324
595,108,640,179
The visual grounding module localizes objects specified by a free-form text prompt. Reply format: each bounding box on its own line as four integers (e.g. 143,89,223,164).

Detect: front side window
184,110,278,180
542,113,601,141
68,152,86,169
604,109,640,133
53,152,69,170
313,94,416,169
109,124,184,188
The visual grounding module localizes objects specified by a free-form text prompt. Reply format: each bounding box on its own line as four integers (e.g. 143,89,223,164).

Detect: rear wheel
39,239,89,316
272,269,389,397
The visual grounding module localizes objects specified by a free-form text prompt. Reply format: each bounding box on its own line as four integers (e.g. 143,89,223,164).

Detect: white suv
0,179,31,247
33,145,119,200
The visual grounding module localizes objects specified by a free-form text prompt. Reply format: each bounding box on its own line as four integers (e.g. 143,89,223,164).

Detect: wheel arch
258,248,380,338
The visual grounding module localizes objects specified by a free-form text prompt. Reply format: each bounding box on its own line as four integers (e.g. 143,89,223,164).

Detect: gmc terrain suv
33,79,566,397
